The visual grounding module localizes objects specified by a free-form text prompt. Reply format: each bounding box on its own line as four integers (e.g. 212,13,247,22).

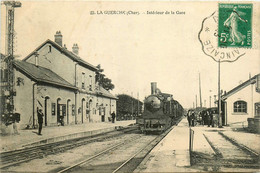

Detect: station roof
96,86,118,100
14,60,77,90
23,39,98,71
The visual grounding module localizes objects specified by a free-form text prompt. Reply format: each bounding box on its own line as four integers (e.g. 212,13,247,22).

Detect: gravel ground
191,131,260,172
66,135,156,173
3,132,143,173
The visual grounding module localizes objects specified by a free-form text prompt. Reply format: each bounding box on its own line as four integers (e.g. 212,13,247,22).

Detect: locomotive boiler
136,82,183,133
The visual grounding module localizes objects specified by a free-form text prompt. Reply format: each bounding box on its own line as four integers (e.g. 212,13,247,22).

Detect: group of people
187,111,196,127
187,110,216,127
198,111,215,127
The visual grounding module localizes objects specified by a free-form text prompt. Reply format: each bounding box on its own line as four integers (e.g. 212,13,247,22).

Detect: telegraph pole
209,96,211,108
3,1,21,117
199,73,202,108
218,60,222,128
195,95,197,108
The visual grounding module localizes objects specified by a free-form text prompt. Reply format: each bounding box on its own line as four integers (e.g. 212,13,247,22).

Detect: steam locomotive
136,82,184,133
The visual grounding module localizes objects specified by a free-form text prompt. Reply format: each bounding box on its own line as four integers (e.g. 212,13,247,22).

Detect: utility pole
250,73,254,118
199,73,202,108
209,96,211,108
3,1,22,118
218,60,222,128
195,95,197,108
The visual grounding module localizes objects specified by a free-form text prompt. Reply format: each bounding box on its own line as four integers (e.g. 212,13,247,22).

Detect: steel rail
218,131,259,157
113,126,174,173
112,144,146,173
57,135,141,173
58,120,179,173
202,132,258,168
0,126,138,169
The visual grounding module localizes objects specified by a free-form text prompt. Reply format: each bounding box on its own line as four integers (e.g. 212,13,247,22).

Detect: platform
135,117,260,172
135,118,197,172
0,120,135,153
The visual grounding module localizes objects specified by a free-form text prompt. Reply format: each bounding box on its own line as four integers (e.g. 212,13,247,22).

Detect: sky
1,1,259,108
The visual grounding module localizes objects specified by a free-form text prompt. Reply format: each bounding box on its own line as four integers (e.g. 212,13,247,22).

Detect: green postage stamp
218,4,252,48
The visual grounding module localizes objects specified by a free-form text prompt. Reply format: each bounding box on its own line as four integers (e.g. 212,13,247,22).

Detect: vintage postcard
0,1,259,173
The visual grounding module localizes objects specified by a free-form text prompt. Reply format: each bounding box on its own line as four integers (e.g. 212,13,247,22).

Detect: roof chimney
54,31,62,47
34,51,39,67
72,43,79,55
151,82,157,95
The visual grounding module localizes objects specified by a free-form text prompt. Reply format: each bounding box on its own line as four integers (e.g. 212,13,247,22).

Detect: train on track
136,82,184,133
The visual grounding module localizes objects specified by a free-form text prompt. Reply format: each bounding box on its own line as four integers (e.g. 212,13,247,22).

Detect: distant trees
96,64,115,91
116,94,143,120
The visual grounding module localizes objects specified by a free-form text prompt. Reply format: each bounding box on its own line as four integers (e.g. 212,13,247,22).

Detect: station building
222,74,260,127
1,31,117,129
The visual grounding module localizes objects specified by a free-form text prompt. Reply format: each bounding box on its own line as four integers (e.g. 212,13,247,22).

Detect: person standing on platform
210,111,214,127
37,108,44,135
201,111,205,126
111,111,116,123
207,111,211,127
203,111,207,126
191,111,195,127
187,111,191,127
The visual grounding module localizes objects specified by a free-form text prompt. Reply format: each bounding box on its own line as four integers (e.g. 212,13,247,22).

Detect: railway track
199,131,259,169
0,125,138,170
57,126,174,173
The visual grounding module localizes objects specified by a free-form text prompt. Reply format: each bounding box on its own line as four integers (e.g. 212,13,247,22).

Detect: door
57,104,66,124
101,107,105,122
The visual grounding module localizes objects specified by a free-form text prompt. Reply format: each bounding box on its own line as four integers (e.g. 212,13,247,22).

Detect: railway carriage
136,82,183,133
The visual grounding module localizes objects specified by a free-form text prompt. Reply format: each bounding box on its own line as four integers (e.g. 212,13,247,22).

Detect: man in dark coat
187,112,191,127
203,111,207,126
111,111,116,123
207,111,211,127
37,108,44,135
191,112,195,127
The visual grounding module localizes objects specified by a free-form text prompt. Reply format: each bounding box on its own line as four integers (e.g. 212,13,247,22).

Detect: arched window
233,101,247,113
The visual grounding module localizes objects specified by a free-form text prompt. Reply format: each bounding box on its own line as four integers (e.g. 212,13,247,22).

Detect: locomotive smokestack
151,82,157,95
